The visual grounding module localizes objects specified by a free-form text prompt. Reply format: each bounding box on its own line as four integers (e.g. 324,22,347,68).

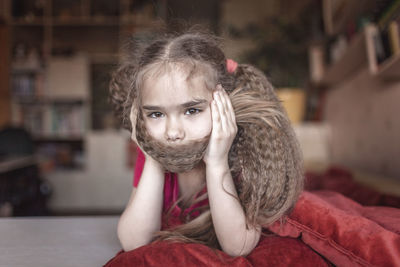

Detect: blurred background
0,0,399,217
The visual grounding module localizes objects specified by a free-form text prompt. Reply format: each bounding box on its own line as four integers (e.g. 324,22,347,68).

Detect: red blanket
269,191,400,266
105,168,400,266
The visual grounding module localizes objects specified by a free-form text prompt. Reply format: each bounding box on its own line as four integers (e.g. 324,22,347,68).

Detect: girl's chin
177,161,205,173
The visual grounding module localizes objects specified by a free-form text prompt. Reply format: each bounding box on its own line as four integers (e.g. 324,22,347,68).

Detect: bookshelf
10,53,89,170
313,1,400,87
319,25,376,86
3,0,160,170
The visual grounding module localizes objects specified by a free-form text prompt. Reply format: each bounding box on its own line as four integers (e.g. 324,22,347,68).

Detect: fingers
220,89,236,129
223,91,236,127
212,85,237,134
211,99,222,133
214,90,228,132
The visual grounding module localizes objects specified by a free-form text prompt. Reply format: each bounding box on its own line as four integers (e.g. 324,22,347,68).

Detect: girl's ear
129,103,138,143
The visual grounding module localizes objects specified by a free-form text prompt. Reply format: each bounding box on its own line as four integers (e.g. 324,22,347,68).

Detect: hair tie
226,59,238,73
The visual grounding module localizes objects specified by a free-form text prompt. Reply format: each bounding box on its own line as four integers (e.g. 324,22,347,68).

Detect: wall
46,131,133,213
294,122,331,168
324,67,400,180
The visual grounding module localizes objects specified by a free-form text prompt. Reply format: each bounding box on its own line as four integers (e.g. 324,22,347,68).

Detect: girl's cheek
144,119,164,139
187,110,212,138
203,108,212,134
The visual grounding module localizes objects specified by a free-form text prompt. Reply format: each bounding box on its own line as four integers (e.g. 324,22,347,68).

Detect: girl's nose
165,117,184,142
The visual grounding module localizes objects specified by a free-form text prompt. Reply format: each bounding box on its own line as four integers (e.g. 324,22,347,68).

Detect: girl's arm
204,87,261,256
117,156,165,251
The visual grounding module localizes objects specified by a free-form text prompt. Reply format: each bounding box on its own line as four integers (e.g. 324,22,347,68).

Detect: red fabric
123,151,400,266
268,191,400,267
305,167,400,208
104,234,329,267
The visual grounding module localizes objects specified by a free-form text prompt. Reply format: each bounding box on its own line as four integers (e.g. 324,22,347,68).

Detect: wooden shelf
5,0,161,171
319,1,400,85
317,23,400,86
10,18,46,26
8,16,156,28
376,54,400,80
13,97,87,105
0,156,37,174
320,25,376,87
52,16,120,26
9,17,133,26
11,66,44,74
33,136,84,142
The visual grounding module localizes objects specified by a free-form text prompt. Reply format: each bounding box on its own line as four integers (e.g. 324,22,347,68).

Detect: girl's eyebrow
142,99,208,110
180,99,207,108
142,105,161,111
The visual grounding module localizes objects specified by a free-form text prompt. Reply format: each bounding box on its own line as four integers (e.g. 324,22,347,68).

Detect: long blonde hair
109,31,303,249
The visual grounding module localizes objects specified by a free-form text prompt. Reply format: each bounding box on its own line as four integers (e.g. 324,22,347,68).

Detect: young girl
109,31,303,258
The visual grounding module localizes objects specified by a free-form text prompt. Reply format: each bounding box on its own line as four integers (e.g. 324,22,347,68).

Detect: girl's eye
185,108,201,115
148,112,164,118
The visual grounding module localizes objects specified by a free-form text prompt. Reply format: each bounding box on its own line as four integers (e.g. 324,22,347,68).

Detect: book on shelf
11,71,45,99
378,0,400,29
388,20,400,55
13,103,86,139
11,73,35,98
371,19,400,66
372,26,391,64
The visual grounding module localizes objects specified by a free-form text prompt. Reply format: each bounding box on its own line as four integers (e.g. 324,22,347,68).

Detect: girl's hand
203,85,238,168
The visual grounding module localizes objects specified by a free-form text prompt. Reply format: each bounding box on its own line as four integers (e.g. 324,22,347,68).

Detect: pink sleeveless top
133,147,208,229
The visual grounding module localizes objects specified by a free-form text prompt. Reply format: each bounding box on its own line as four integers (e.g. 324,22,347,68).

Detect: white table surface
0,216,121,267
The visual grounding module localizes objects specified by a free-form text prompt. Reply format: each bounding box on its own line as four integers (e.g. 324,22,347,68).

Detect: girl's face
141,68,213,145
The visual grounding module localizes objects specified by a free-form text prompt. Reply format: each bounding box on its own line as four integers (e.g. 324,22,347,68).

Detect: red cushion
268,191,400,267
105,235,329,267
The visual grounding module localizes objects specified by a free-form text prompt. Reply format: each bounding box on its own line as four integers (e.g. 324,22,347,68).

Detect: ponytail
229,64,303,226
